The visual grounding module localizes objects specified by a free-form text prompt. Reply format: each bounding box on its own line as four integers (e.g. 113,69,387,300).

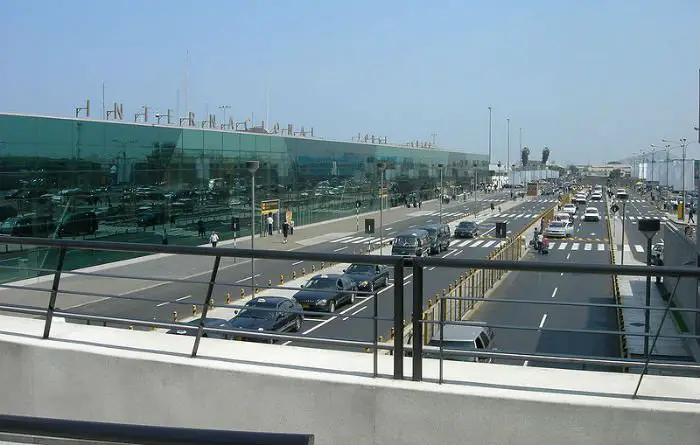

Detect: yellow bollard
302,267,306,276
240,288,245,299
172,311,178,322
255,287,261,294
192,304,197,315
378,336,384,343
129,325,134,330
390,327,395,338
448,283,453,293
280,273,284,284
268,279,272,287
292,271,297,280
312,265,316,272
226,293,231,304
428,299,433,307
442,289,446,297
210,298,215,308
321,261,325,269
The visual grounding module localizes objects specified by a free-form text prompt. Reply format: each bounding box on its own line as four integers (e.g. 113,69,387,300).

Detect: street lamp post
437,163,445,223
506,118,510,189
377,162,386,254
473,162,479,217
246,160,260,293
681,138,688,220
620,199,628,265
488,106,492,164
219,105,231,128
638,218,660,359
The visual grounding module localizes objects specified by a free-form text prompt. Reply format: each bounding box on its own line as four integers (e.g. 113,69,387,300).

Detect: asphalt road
59,195,553,346
611,193,669,264
468,197,621,371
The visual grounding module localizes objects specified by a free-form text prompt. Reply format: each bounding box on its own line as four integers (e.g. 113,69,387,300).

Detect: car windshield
458,222,475,228
304,277,338,289
238,307,275,319
394,236,417,247
420,227,437,235
0,218,18,228
585,208,598,213
549,221,565,228
563,205,575,209
346,264,374,273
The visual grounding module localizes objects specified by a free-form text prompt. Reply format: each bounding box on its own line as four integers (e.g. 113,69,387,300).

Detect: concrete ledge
0,314,698,445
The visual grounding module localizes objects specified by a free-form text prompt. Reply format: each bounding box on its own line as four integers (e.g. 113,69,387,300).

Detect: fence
0,235,698,397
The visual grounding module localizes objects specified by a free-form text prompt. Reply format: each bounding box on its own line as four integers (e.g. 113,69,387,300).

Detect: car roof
396,229,429,237
433,324,490,342
247,296,290,306
585,207,598,211
310,273,343,279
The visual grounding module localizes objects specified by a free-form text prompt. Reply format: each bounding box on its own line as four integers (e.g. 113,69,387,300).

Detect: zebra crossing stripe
471,240,484,247
333,236,355,243
585,243,592,251
558,243,567,250
598,244,605,251
634,245,644,252
458,240,471,247
482,240,496,248
351,237,373,244
571,243,580,251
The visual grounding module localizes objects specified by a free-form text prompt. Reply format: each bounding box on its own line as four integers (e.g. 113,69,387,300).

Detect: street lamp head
437,163,445,169
376,162,386,171
246,160,260,173
638,218,660,240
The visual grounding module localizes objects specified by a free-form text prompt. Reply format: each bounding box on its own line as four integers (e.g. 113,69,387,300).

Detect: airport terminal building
0,113,488,280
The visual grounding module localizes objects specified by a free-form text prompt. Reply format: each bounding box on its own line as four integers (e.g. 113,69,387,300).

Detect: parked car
166,318,235,339
0,214,55,237
293,274,357,313
454,221,478,239
342,263,390,292
422,322,496,363
228,296,303,341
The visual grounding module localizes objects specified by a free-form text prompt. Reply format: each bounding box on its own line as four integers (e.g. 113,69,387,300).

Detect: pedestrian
267,214,274,236
161,228,168,245
282,220,290,244
170,214,176,228
197,219,205,238
290,219,294,235
209,231,219,248
689,208,695,224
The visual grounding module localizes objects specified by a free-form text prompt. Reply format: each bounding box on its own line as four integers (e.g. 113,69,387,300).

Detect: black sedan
229,296,303,341
293,274,357,313
454,221,478,238
342,263,389,292
166,318,234,339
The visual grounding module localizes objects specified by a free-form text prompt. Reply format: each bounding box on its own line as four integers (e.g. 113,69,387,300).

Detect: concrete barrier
0,315,698,445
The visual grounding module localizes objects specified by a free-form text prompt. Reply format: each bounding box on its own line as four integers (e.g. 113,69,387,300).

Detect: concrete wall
660,224,700,353
0,315,699,445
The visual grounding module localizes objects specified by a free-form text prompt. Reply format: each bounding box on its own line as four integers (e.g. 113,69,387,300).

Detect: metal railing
0,235,698,398
0,414,314,445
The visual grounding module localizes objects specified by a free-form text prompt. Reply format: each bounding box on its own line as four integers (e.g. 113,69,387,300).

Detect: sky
1,0,699,165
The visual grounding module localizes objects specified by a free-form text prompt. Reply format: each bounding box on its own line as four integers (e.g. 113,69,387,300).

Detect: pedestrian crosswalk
611,215,668,221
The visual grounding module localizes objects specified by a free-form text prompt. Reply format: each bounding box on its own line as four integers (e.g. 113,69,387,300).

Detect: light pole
437,163,445,223
473,161,479,217
620,198,628,265
377,162,386,254
488,106,492,164
506,118,510,189
638,218,660,359
219,105,231,128
246,160,259,293
681,138,688,220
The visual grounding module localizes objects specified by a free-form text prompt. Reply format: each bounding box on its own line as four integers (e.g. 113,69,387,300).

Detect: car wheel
329,301,336,313
292,317,302,332
350,292,355,304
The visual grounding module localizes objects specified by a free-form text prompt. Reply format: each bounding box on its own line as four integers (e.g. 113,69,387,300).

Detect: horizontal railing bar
0,413,315,445
420,345,700,372
3,236,700,278
423,319,700,340
442,295,700,313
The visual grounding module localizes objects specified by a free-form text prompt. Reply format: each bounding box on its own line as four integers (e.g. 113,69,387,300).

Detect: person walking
197,219,205,239
282,220,290,244
689,208,695,224
209,231,219,248
290,219,294,235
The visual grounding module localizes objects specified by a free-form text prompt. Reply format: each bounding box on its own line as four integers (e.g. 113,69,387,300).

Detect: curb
605,193,629,366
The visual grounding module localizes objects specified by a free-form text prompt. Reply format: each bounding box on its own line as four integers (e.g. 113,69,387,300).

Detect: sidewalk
5,192,515,290
611,216,688,359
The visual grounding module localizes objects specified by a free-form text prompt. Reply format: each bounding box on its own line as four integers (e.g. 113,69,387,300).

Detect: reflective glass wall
0,113,488,281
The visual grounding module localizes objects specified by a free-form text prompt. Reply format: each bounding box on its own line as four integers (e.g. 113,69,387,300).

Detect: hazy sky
1,0,698,164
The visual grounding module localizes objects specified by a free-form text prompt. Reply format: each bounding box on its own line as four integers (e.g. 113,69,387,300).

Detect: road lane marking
558,243,567,250
571,243,580,250
551,288,558,299
455,249,463,256
471,240,484,247
598,244,604,251
333,246,347,252
176,295,191,301
385,227,393,231
343,305,368,321
235,274,260,284
292,260,304,266
409,225,416,228
156,301,169,307
566,253,570,260
634,245,644,252
539,313,548,329
482,240,496,248
584,243,592,251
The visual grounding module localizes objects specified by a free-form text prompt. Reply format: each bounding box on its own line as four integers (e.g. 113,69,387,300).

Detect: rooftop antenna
184,50,189,117
101,81,105,120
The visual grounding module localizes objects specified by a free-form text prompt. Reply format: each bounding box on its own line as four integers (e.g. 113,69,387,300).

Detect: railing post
412,260,423,381
393,261,404,379
42,247,67,339
191,255,222,357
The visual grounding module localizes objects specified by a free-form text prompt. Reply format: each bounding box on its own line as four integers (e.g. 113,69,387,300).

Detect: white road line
455,249,464,256
471,240,484,247
482,240,496,248
442,250,455,258
551,288,558,299
428,266,436,271
387,231,396,235
409,225,416,228
597,244,605,251
351,237,373,244
571,243,580,250
634,245,644,253
539,313,548,329
292,260,304,266
343,305,368,321
458,240,471,247
235,274,260,284
385,227,393,231
584,243,592,251
558,243,567,250
176,295,191,301
156,301,169,307
333,246,347,252
566,253,570,260
332,236,354,243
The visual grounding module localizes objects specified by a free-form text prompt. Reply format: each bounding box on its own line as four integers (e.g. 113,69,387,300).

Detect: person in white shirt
267,215,274,236
209,231,220,248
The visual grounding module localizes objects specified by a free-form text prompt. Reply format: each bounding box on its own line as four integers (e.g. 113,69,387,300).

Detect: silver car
545,220,573,238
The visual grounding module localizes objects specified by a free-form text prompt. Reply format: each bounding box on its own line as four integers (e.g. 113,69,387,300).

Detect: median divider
605,194,629,365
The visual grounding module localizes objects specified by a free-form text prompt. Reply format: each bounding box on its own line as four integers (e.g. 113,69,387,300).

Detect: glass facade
0,113,488,282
